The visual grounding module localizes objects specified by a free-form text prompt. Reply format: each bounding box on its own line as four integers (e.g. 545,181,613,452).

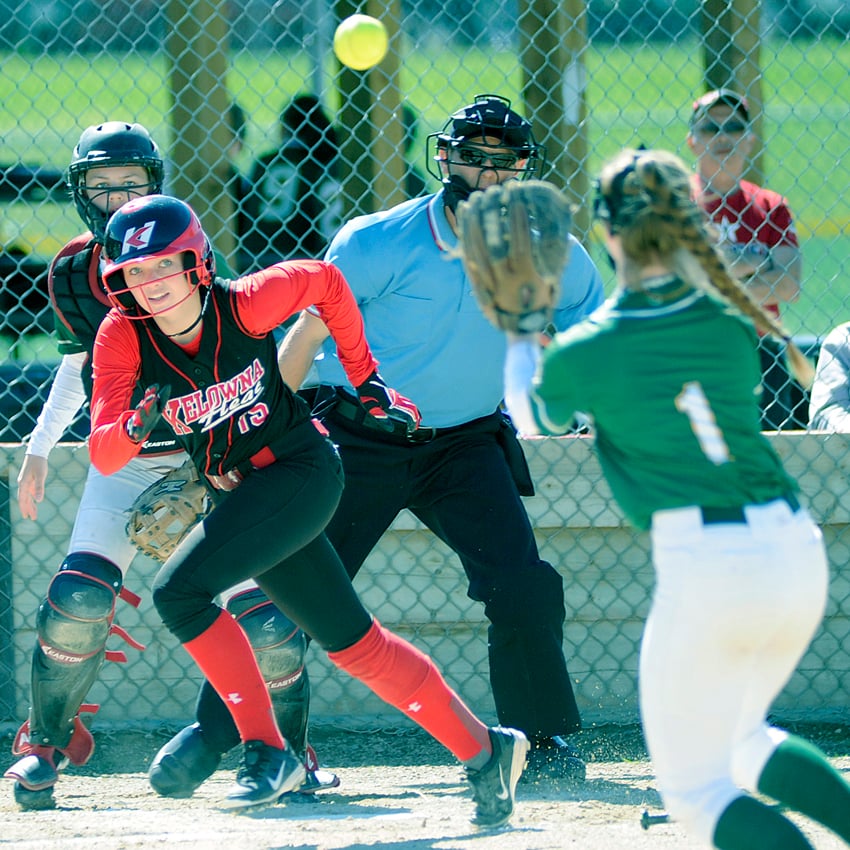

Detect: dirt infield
2,724,849,849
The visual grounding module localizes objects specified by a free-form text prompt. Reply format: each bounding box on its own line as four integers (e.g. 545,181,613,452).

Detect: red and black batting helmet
67,122,164,242
102,194,215,315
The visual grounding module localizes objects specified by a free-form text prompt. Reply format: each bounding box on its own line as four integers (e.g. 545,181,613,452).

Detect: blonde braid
599,149,813,390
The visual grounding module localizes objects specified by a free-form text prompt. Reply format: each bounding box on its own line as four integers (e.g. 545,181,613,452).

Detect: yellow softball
333,14,389,71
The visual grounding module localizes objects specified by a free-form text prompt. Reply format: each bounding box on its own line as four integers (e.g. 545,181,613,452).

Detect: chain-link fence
1,0,850,730
4,435,850,730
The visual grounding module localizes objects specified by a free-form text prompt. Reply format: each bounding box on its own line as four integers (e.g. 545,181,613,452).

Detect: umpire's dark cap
445,94,534,151
690,89,750,125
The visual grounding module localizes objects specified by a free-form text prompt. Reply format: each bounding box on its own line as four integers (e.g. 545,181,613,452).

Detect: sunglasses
455,146,521,170
693,120,748,136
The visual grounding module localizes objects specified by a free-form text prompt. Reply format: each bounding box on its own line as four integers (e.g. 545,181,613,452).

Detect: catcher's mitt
456,179,573,334
126,459,210,562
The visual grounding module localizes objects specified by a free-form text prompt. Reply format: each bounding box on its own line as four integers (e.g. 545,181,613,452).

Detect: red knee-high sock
183,610,283,749
328,620,491,761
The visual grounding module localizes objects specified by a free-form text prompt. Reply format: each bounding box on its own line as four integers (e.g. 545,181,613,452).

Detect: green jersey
530,278,796,530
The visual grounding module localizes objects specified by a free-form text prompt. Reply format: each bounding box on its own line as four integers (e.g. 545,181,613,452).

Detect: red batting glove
356,371,421,436
126,384,171,444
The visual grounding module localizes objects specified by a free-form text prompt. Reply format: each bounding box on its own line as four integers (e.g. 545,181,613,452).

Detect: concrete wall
2,432,849,730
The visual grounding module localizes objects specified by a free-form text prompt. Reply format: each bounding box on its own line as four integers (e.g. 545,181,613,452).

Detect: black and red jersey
89,260,376,478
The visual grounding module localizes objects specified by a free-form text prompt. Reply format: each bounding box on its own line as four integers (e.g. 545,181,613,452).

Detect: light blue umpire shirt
313,188,605,429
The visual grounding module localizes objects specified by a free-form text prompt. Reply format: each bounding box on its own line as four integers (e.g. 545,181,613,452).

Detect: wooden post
335,0,373,217
700,0,764,183
165,0,236,266
519,0,590,241
369,0,406,211
335,0,404,217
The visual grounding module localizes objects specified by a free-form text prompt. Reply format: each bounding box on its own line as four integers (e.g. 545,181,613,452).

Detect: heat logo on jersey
122,221,157,254
161,358,268,435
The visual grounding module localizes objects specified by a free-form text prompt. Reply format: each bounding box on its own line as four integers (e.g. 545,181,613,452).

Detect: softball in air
333,14,389,71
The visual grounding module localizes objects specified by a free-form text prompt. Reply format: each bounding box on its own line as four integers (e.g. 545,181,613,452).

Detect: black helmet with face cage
67,122,164,242
426,95,544,212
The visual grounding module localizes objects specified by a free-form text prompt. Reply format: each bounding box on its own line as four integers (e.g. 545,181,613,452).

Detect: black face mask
442,159,512,214
442,174,475,214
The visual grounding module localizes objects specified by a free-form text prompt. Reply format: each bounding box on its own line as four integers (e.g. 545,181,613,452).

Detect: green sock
713,795,813,850
758,734,850,842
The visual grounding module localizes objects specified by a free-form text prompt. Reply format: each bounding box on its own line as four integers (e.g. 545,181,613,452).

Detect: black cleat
13,782,57,810
150,725,337,799
466,726,529,829
221,741,305,810
149,723,223,798
522,734,586,785
5,746,67,811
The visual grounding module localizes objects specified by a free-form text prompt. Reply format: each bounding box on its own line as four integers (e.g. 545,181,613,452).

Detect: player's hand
356,371,421,436
17,454,48,521
126,384,171,444
720,243,769,279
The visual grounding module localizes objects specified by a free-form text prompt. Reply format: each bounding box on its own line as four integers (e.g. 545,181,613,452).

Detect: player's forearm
26,352,88,457
89,386,144,474
277,311,329,390
740,246,801,306
89,319,145,474
746,270,801,306
311,267,377,387
504,336,542,436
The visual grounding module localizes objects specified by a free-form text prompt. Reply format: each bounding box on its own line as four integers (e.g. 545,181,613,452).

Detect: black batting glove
126,384,171,444
356,371,421,436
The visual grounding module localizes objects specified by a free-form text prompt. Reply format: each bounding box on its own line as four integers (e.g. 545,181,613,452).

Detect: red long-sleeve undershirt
89,261,377,475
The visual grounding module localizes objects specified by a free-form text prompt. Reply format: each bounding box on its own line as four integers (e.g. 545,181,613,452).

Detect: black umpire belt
700,492,800,525
329,390,493,445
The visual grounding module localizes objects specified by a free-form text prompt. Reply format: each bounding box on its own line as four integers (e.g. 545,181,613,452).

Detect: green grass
0,334,60,363
2,35,848,339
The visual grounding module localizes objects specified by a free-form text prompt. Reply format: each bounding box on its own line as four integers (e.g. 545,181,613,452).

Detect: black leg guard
28,554,122,749
150,588,322,799
270,667,309,756
193,671,309,754
228,587,310,753
5,554,119,810
194,588,311,753
28,647,102,750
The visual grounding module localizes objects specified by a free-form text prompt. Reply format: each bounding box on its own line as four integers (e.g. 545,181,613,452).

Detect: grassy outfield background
1,34,847,359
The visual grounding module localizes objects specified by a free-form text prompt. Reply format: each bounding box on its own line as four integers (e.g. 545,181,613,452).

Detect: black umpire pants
319,398,581,739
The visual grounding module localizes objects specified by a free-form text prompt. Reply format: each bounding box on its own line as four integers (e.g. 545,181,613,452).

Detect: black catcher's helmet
102,194,214,316
67,122,164,242
426,94,545,211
